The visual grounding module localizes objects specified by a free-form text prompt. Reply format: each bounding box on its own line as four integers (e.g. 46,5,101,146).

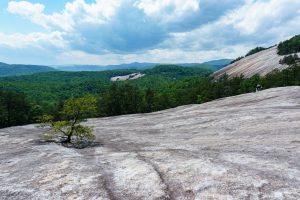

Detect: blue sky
0,0,299,65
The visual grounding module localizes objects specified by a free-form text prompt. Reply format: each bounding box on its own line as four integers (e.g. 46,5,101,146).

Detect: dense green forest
0,65,212,106
0,91,32,128
0,65,212,127
279,54,299,65
278,34,300,55
1,62,300,128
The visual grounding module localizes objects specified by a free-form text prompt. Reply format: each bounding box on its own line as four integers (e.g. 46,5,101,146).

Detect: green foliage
40,96,97,147
2,63,300,130
278,35,300,55
145,65,212,79
0,66,211,108
142,88,156,112
0,91,33,128
279,54,299,65
0,70,137,107
231,47,268,65
245,47,267,57
262,64,300,87
62,96,97,120
98,84,144,116
230,56,244,64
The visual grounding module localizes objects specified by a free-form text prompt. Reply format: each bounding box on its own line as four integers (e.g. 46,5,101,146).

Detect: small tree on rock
39,96,97,147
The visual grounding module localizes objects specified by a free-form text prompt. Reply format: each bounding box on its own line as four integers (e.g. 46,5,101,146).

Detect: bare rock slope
1,87,300,199
110,72,145,82
213,46,297,79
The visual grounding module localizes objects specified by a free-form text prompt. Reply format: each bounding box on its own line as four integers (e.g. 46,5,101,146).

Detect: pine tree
39,96,97,147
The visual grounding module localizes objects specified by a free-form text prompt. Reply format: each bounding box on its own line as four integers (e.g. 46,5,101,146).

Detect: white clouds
8,0,121,31
134,0,200,23
0,31,68,64
221,0,300,45
226,0,300,35
57,44,248,65
5,0,243,55
0,31,67,49
7,0,200,32
8,1,50,28
62,0,121,27
8,1,45,16
135,0,199,15
8,1,70,30
2,0,300,65
161,0,300,55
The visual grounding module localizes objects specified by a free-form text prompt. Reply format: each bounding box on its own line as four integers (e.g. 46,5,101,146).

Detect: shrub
39,96,97,148
279,54,299,65
245,47,267,57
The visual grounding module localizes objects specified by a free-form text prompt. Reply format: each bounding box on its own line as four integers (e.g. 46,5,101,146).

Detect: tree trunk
62,134,72,143
62,116,78,143
65,134,72,143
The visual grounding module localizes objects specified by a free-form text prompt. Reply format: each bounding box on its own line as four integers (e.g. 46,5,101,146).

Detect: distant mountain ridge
0,59,232,77
0,62,9,66
0,62,56,77
52,62,157,71
52,59,232,72
200,59,233,70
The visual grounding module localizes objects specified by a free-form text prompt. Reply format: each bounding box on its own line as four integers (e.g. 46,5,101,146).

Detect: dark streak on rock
102,174,119,200
135,153,173,200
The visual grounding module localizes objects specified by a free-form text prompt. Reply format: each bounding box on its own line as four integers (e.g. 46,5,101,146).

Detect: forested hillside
0,62,56,77
278,34,300,55
1,62,300,128
0,65,212,126
1,34,300,129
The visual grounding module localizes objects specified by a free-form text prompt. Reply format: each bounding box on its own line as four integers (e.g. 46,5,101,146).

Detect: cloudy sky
0,0,299,65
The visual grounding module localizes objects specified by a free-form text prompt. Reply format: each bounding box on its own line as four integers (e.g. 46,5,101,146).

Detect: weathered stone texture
1,87,300,199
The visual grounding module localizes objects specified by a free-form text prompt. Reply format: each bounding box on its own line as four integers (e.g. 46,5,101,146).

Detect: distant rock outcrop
1,86,300,199
110,72,145,81
213,46,299,78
